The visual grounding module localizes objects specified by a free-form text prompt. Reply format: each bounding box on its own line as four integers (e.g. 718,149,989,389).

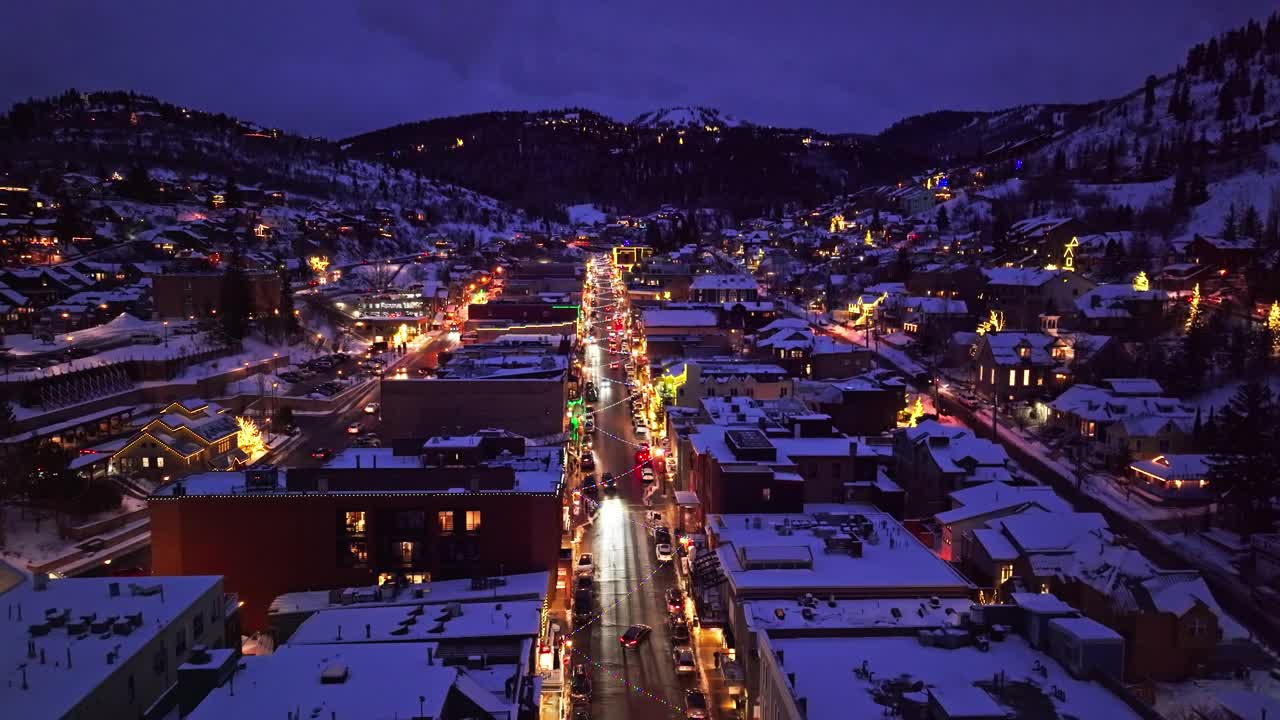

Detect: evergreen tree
1242,204,1262,239
1206,381,1279,535
1143,75,1157,123
1053,148,1067,176
644,220,663,249
935,205,950,233
1217,83,1237,121
1178,84,1192,122
1172,172,1188,211
1223,203,1239,241
220,249,250,340
122,165,152,201
1191,173,1210,205
225,176,242,208
278,266,298,336
1251,78,1266,115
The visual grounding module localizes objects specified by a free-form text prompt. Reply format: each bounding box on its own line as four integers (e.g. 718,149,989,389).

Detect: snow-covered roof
689,273,758,290
903,420,1010,474
640,308,718,328
709,504,973,594
187,644,459,720
766,634,1139,720
268,572,550,618
982,266,1056,287
1128,454,1209,481
936,483,1071,525
1,574,224,720
978,332,1057,366
288,598,542,645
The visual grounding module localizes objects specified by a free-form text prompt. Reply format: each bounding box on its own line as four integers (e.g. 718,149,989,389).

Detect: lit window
345,511,366,534
762,488,772,501
156,457,164,468
999,565,1013,584
1022,369,1030,387
438,511,454,533
1008,369,1016,386
465,510,482,533
142,457,150,468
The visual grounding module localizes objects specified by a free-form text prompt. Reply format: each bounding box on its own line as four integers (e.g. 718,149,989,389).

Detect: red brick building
152,271,281,319
150,436,564,631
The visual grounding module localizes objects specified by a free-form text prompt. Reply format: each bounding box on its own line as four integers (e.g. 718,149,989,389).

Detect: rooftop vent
320,663,350,684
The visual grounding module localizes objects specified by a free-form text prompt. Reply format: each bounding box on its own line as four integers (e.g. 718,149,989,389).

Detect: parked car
684,690,708,719
665,588,684,615
669,616,691,646
635,425,649,440
310,447,333,460
569,665,592,701
346,422,362,434
641,467,655,483
601,472,616,493
672,646,696,675
581,450,595,471
656,543,674,562
619,624,652,647
575,553,594,577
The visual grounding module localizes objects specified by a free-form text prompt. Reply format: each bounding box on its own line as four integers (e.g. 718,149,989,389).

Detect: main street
575,260,695,719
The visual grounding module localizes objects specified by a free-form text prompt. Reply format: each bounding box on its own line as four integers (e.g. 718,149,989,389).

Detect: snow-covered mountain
631,106,744,130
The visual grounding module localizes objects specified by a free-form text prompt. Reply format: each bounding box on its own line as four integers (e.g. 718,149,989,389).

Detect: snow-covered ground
567,203,607,226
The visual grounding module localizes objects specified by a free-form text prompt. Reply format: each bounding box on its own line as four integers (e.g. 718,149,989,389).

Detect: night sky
0,1,1273,138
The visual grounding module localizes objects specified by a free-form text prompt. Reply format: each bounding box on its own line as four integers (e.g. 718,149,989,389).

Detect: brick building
152,271,281,319
149,435,565,631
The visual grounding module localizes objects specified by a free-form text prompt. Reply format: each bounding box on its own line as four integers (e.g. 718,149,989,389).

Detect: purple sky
0,1,1272,138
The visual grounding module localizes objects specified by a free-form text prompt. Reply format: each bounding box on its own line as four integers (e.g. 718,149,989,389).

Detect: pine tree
1223,203,1239,241
278,266,298,335
935,205,950,233
1178,84,1192,122
1172,173,1188,210
1242,204,1262,239
1191,173,1210,205
220,248,250,340
644,221,663,249
1217,83,1237,121
1144,75,1157,123
1206,381,1279,535
1251,78,1266,115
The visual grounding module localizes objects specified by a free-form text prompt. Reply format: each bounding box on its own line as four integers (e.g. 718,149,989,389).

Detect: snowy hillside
631,106,744,129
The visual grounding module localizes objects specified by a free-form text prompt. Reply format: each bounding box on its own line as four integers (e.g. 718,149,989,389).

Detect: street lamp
163,320,169,346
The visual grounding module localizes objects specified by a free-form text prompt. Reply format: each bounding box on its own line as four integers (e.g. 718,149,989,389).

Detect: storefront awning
674,490,700,507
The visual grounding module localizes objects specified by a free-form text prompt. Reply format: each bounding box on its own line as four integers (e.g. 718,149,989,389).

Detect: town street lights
163,320,169,346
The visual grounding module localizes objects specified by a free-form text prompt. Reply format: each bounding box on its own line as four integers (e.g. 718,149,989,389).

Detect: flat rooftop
745,597,974,633
187,643,471,720
709,504,973,596
269,572,550,618
768,634,1139,720
1,574,222,720
288,599,542,645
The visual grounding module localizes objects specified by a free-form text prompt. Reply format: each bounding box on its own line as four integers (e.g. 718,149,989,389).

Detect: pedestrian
713,651,721,669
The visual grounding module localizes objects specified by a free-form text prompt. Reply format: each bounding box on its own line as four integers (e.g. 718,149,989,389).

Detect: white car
672,646,697,674
363,402,380,415
635,425,649,440
655,543,674,562
576,553,594,577
641,467,655,483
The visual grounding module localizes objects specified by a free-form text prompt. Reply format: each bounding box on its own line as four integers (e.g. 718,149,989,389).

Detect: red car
609,360,620,369
620,624,651,647
311,447,333,460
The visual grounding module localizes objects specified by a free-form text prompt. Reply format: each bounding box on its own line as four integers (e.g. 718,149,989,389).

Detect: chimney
108,582,120,597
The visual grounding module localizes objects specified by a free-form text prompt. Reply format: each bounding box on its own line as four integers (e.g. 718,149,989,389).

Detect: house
751,320,871,378
1184,234,1259,271
1047,379,1195,462
111,400,245,482
1071,281,1169,337
1127,454,1212,505
971,331,1062,400
982,267,1095,329
989,508,1247,680
892,420,1013,516
939,482,1072,564
689,273,760,303
899,296,971,341
794,370,907,436
1006,215,1084,263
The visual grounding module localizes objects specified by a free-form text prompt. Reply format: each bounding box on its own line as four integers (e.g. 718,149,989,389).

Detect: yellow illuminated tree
864,229,874,246
1132,271,1149,292
1185,283,1202,331
902,395,926,427
976,310,1005,336
307,255,330,275
829,214,846,233
236,416,266,457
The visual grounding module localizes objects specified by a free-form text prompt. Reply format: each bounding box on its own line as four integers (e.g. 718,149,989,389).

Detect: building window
999,565,1013,584
1022,369,1030,387
142,457,150,468
761,488,772,501
397,540,421,565
344,511,366,534
438,511,455,534
1008,369,1016,386
343,540,368,567
465,510,482,533
978,366,984,384
393,511,425,531
156,456,165,468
